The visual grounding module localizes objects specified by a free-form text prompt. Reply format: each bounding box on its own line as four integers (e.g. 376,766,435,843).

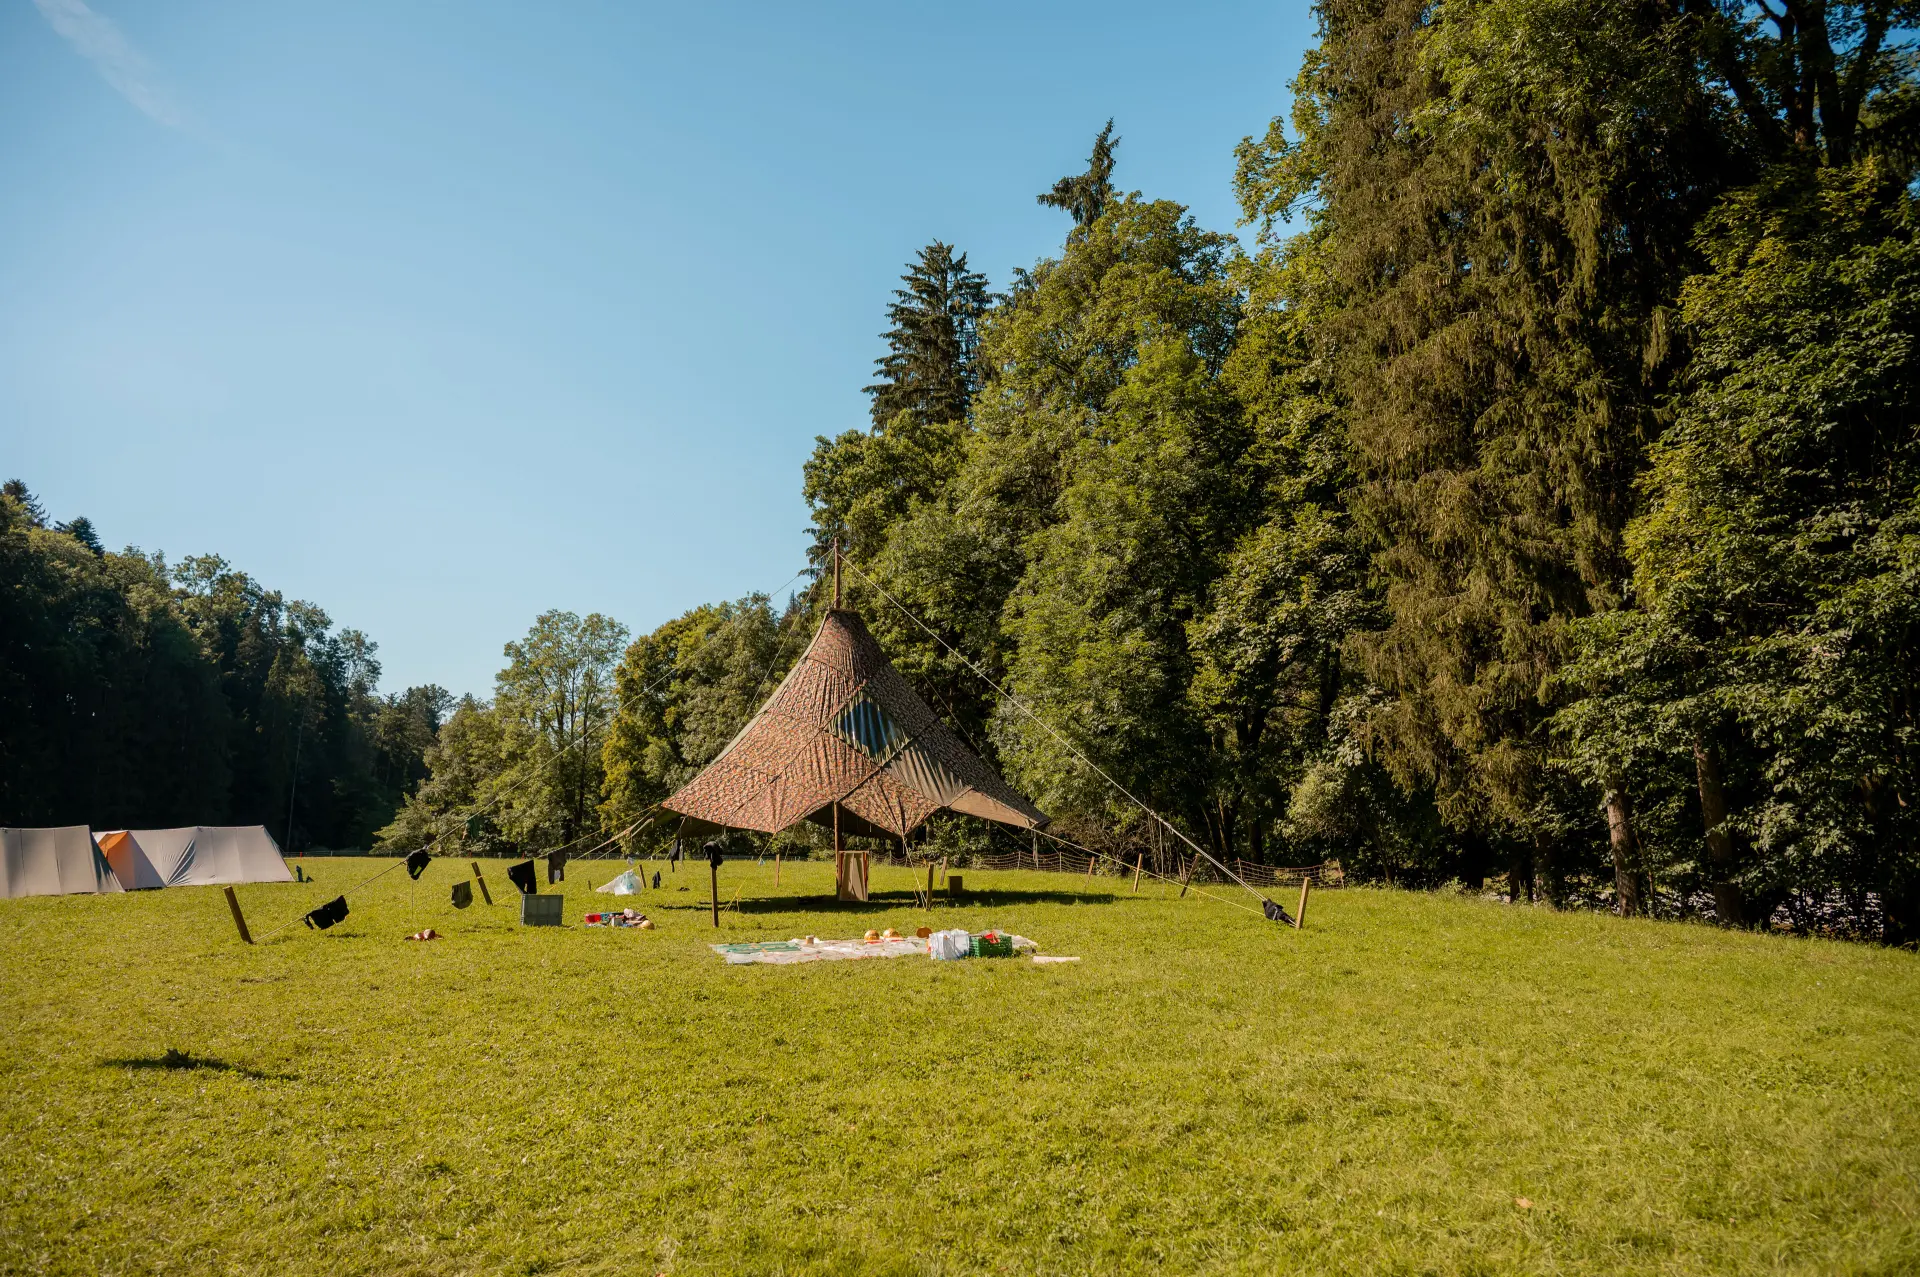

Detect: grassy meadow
0,855,1916,1276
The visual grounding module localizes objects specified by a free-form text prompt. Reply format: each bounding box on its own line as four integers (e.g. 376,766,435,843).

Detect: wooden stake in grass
1178,856,1195,899
1085,848,1097,886
1132,853,1144,894
710,849,721,928
774,853,781,889
1296,877,1311,930
223,886,253,945
926,860,935,910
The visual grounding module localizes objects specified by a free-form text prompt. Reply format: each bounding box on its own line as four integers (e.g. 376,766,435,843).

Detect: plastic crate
521,893,564,926
970,933,1014,958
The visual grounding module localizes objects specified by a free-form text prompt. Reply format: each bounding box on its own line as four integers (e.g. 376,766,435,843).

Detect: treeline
0,482,448,849
392,1,1917,941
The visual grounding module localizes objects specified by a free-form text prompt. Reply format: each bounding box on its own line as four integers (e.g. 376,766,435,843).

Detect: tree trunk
1507,840,1535,904
1692,737,1749,927
1604,780,1647,917
1536,831,1565,908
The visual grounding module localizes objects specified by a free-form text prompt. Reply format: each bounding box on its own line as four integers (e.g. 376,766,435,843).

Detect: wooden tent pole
710,847,720,928
223,886,253,945
774,852,781,888
1178,855,1196,898
1296,877,1311,930
470,860,493,905
1132,852,1144,894
832,536,841,609
1085,846,1097,886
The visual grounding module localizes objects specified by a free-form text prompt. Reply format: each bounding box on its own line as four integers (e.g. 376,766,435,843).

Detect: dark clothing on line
406,849,432,880
506,860,538,895
304,896,349,930
450,880,473,909
547,850,567,884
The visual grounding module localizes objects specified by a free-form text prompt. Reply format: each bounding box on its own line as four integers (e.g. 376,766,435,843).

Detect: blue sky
2,0,1313,699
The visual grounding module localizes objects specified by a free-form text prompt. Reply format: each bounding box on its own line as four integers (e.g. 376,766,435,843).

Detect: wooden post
223,886,253,945
1296,877,1311,930
470,860,493,905
1132,852,1144,894
774,852,781,888
1178,856,1196,899
832,536,841,609
926,860,935,910
710,855,720,928
1085,848,1097,886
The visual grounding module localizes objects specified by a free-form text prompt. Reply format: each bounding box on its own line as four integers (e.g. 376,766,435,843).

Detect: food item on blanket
805,935,818,944
638,919,654,930
881,927,900,940
915,926,931,939
864,929,879,942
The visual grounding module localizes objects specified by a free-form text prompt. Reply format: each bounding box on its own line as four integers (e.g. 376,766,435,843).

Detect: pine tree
864,241,991,430
1038,121,1120,228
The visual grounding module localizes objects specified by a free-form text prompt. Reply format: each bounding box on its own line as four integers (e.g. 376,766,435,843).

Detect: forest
8,0,1916,940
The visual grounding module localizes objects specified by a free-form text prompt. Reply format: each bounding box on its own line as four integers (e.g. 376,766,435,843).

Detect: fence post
223,886,253,945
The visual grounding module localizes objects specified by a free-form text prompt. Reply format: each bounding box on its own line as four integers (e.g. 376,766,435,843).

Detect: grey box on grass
521,893,563,926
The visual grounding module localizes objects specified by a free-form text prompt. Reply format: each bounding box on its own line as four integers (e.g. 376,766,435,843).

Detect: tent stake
1296,877,1311,930
223,886,254,945
1132,852,1144,894
1178,856,1195,899
470,860,493,905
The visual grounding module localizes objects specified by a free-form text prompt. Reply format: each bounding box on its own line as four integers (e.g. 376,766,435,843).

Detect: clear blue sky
2,0,1312,700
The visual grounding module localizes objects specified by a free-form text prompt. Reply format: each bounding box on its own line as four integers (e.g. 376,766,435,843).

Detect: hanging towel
406,849,432,880
304,896,349,930
506,860,538,895
450,880,473,909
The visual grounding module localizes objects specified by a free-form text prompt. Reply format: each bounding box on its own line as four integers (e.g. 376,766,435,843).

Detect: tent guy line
836,554,1288,920
1028,823,1268,919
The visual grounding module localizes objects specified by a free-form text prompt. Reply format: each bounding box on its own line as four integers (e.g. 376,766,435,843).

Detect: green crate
970,933,1014,958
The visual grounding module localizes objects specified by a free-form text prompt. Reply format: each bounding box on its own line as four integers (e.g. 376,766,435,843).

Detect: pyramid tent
1,826,123,898
662,608,1047,844
107,826,293,888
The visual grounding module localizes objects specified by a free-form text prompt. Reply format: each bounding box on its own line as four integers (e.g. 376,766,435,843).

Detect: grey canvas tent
98,826,293,888
0,826,123,898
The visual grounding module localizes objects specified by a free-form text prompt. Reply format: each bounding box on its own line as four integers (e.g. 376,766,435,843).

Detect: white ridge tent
0,826,124,898
100,826,293,888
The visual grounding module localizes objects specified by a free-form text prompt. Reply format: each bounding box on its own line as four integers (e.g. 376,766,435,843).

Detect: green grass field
1,856,1916,1276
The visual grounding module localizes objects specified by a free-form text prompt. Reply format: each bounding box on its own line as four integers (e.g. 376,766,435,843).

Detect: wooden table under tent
652,599,1048,902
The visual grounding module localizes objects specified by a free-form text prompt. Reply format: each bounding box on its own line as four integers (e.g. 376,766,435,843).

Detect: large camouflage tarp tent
660,607,1046,900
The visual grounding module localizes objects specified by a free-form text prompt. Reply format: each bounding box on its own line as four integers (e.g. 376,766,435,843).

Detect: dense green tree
1559,161,1920,936
1238,0,1743,908
864,242,992,431
0,484,436,845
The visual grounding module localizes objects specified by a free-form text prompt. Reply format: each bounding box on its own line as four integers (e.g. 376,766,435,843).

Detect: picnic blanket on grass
712,938,929,965
711,934,1039,965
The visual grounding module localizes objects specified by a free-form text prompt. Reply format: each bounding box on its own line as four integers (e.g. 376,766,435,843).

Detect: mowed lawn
1,858,1916,1276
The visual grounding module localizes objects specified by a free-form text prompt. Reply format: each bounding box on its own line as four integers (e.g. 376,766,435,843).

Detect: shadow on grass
647,888,1120,914
100,1049,297,1081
